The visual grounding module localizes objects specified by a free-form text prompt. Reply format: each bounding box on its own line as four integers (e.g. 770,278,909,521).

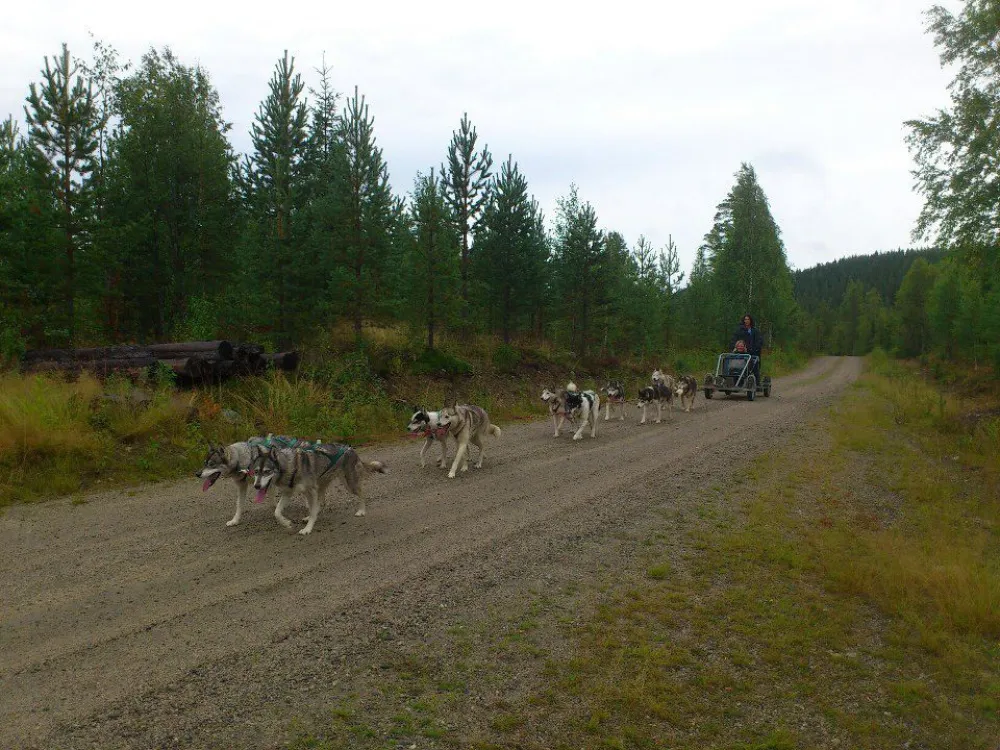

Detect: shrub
412,348,473,376
492,343,521,374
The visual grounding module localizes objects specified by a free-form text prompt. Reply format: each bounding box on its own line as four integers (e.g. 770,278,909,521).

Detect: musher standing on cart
730,314,763,385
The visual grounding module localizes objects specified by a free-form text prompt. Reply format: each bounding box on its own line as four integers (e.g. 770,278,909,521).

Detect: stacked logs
20,341,300,384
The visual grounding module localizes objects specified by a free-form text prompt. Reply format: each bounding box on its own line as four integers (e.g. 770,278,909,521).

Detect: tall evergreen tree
23,43,100,343
474,156,547,343
338,86,395,337
408,168,459,349
894,257,938,357
441,113,493,323
105,47,235,338
0,117,60,354
551,185,605,355
247,51,309,344
701,163,796,346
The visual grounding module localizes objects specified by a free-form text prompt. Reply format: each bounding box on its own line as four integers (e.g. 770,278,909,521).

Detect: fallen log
23,345,153,363
23,356,160,374
157,357,211,381
147,340,235,360
264,351,301,372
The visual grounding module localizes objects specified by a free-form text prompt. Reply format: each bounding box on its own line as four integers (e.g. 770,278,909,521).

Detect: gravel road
0,356,862,749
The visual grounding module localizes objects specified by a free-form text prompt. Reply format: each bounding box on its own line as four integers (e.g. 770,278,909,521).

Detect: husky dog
250,442,387,535
407,407,450,469
601,380,627,421
198,435,310,527
434,403,502,478
652,369,675,390
564,388,601,440
638,370,676,424
541,386,577,437
674,375,698,412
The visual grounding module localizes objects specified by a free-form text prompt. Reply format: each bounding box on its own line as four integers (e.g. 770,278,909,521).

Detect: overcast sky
2,0,954,276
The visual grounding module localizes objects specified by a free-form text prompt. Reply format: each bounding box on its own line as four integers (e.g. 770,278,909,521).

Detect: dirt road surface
0,357,861,749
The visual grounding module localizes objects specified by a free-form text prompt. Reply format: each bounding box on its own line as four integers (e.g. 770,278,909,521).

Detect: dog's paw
226,518,240,527
447,471,457,479
298,527,312,536
277,517,293,528
573,434,583,441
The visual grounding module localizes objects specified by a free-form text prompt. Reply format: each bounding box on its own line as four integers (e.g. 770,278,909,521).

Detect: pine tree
442,113,493,324
248,51,309,344
105,47,235,339
23,43,100,344
474,156,546,343
551,185,605,355
338,86,394,337
408,168,459,349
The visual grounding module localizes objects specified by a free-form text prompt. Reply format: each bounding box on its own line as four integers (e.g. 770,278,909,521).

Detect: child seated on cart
721,340,749,379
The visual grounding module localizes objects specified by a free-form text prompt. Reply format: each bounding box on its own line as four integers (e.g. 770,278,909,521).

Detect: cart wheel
746,375,757,401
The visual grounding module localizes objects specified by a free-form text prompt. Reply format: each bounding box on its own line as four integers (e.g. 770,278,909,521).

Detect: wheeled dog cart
703,353,771,401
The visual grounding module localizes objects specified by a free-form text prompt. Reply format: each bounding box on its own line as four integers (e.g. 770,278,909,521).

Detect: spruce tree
701,163,796,346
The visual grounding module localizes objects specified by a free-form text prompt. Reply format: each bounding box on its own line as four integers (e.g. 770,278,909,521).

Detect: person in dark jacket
730,314,763,384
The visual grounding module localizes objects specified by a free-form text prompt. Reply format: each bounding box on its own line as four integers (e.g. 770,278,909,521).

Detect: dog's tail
362,459,388,475
489,425,501,439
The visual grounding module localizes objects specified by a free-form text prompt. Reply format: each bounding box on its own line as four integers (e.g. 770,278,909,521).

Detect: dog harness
254,441,347,490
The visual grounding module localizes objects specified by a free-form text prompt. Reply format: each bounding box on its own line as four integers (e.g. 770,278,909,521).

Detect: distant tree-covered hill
794,248,944,313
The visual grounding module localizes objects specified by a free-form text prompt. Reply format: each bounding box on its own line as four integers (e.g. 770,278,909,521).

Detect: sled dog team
199,369,698,535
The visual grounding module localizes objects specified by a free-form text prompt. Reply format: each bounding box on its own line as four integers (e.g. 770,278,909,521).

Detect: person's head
734,339,747,353
742,314,754,329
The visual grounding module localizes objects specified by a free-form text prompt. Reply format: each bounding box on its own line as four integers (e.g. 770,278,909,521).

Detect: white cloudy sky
2,0,954,276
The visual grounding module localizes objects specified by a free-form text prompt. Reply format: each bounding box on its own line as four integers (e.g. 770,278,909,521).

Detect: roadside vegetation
0,324,807,506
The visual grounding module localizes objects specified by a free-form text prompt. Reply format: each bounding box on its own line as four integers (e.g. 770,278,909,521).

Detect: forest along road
0,356,862,749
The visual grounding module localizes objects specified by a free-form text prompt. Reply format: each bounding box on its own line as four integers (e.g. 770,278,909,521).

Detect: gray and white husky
600,380,627,421
198,435,311,527
541,386,600,440
250,442,387,536
673,375,698,412
541,386,575,437
637,370,676,424
433,403,502,478
407,407,450,469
